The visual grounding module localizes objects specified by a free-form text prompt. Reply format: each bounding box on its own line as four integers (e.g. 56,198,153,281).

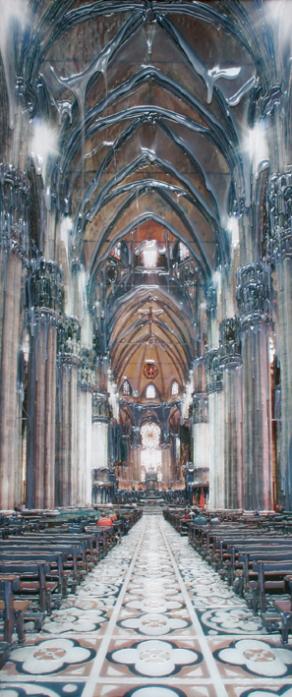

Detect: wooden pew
222,540,292,586
0,537,90,585
0,560,52,616
200,532,292,571
0,506,141,658
246,560,292,613
222,547,292,594
0,550,65,611
0,573,33,642
183,509,292,643
20,530,101,566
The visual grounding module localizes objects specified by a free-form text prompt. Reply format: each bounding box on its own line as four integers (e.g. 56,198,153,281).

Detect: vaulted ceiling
2,0,287,406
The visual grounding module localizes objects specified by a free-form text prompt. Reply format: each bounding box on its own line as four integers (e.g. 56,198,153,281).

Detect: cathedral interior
1,1,292,695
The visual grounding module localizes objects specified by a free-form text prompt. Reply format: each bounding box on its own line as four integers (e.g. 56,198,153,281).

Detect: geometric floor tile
0,683,85,697
210,637,292,680
225,686,292,697
91,685,219,697
196,607,266,636
0,636,99,679
2,514,292,697
102,637,207,679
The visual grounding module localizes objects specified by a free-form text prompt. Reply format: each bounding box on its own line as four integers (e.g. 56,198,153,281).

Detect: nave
1,515,292,697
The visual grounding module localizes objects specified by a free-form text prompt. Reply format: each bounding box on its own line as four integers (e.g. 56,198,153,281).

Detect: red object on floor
97,517,113,526
199,490,205,509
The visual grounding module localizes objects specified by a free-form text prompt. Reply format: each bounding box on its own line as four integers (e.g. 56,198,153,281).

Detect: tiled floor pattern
1,515,292,696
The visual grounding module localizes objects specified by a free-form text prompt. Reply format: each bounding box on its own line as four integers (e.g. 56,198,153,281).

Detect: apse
140,421,162,485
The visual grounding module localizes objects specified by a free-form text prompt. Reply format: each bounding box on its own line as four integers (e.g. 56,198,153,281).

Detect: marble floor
1,515,292,697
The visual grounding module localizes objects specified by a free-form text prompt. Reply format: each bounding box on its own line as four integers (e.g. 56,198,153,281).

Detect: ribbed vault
34,0,260,406
2,0,290,464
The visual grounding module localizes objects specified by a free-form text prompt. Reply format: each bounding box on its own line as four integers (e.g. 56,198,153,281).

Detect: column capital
268,170,292,261
79,348,96,390
0,163,29,261
236,262,271,329
29,258,64,318
206,348,223,393
58,315,81,365
219,316,242,368
191,392,208,423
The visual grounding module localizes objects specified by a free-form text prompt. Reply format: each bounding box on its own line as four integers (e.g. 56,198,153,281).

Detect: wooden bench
0,506,141,661
0,538,89,586
235,547,292,589
0,560,53,616
20,531,101,567
222,540,292,586
186,516,292,644
246,560,292,613
0,548,64,614
0,574,31,643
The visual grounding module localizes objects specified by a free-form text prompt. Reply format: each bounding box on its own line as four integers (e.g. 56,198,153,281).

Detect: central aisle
1,514,292,697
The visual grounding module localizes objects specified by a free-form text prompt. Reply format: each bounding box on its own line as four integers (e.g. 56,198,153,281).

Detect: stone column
56,317,81,507
0,164,29,510
93,346,108,392
192,392,209,489
268,171,292,507
78,348,95,506
206,349,224,510
91,391,110,501
219,317,243,509
26,260,64,509
237,262,273,511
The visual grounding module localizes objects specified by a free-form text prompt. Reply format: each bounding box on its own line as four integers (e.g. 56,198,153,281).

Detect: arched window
142,240,158,268
121,379,131,396
179,242,190,261
146,384,156,399
171,380,179,396
112,242,121,260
